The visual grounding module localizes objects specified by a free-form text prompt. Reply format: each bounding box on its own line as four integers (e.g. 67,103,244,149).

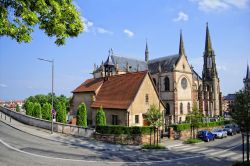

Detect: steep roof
72,78,103,93
148,54,180,74
192,68,202,81
91,71,148,109
224,94,236,101
94,55,148,73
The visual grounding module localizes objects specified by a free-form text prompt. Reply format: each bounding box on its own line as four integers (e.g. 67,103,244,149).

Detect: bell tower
202,23,221,117
104,49,115,77
244,63,250,91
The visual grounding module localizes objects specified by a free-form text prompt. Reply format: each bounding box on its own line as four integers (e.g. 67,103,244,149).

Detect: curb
0,118,140,152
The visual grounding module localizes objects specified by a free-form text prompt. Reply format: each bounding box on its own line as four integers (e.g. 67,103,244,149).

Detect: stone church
243,63,250,91
71,23,222,126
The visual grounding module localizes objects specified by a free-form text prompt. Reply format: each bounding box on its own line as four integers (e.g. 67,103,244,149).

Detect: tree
33,103,42,118
42,102,52,120
16,104,20,112
76,103,87,127
0,0,83,46
26,101,33,116
231,90,250,162
56,102,66,123
96,106,106,126
186,103,202,139
145,104,163,145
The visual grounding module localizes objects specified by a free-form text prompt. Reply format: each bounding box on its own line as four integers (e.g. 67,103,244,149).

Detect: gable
174,55,192,73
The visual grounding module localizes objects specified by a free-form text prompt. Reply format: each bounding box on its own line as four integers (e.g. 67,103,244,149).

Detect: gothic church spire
145,39,149,63
179,30,185,56
205,22,213,52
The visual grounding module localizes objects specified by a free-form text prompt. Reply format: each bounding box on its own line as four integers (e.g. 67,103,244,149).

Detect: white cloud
173,11,189,22
123,29,134,37
190,0,249,12
96,27,113,35
0,83,7,88
82,17,113,35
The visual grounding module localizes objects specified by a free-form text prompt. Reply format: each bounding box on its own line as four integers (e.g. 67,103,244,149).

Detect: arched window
165,103,170,115
187,102,191,113
164,76,170,91
180,103,183,114
153,78,157,87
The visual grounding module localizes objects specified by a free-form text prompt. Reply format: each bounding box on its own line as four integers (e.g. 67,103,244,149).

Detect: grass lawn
141,143,166,149
183,138,203,144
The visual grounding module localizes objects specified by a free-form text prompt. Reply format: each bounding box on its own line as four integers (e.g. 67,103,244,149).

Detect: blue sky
0,0,250,100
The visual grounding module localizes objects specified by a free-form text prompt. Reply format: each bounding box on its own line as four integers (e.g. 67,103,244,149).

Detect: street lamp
38,58,54,134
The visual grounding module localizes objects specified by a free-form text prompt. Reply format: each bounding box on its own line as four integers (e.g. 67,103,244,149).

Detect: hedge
171,121,232,131
95,125,154,135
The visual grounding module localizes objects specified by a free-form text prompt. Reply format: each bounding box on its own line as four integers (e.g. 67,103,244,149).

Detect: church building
70,23,222,126
243,63,250,91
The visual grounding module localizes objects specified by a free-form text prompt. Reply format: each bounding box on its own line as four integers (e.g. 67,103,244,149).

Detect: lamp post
38,58,54,134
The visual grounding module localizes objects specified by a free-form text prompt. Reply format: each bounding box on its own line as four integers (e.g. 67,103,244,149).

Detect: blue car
198,130,215,142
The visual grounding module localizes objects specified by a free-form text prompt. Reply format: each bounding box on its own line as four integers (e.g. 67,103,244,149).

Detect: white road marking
219,152,237,158
0,138,205,164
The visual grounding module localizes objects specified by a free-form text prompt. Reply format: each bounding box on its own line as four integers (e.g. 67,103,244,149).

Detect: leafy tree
33,103,42,118
76,103,87,127
56,102,66,123
186,103,202,139
145,104,163,145
16,104,20,112
42,102,52,120
0,0,84,46
231,90,250,162
96,106,106,126
26,101,34,116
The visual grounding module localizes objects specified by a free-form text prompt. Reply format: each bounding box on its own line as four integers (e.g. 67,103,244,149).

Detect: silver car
211,128,227,138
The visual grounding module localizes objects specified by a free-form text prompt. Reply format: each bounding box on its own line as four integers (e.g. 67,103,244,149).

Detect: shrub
96,106,106,126
42,103,52,120
16,104,20,112
184,138,203,144
95,125,153,135
76,103,87,127
33,103,42,118
141,144,166,149
26,101,34,116
56,102,67,123
171,123,190,131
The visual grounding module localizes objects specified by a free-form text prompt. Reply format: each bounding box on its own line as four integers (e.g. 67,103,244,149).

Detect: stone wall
169,125,224,140
94,133,158,145
0,106,94,138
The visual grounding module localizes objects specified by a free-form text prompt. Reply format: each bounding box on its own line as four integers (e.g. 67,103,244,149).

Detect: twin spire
179,30,185,56
144,23,213,60
205,22,213,52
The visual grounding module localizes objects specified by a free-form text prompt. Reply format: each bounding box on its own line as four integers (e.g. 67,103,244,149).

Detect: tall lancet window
207,57,212,69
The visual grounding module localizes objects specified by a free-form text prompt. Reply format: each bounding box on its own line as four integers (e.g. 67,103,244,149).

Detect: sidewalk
0,113,182,151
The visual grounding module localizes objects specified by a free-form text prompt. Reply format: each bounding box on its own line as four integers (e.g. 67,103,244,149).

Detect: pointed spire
179,30,185,56
246,63,250,79
145,39,149,62
205,22,213,52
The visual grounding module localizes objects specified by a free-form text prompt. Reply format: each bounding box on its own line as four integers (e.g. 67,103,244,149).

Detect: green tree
145,104,163,145
231,90,250,162
76,103,87,127
0,0,83,46
96,106,106,126
56,102,66,123
42,103,52,120
15,104,20,112
26,101,33,116
186,103,202,139
33,103,42,118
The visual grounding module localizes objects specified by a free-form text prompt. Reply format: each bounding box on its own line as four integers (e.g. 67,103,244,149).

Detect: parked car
232,124,241,133
211,128,227,138
198,130,215,142
223,124,237,135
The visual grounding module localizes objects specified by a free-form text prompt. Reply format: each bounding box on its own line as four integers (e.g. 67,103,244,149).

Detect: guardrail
0,106,94,138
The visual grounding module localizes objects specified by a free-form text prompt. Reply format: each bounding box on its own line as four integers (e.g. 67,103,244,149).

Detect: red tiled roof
91,71,148,109
72,77,103,93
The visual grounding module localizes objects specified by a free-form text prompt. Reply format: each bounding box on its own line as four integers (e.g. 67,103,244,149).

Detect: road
0,121,242,166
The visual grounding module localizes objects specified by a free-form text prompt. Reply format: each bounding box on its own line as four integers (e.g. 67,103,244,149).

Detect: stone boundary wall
94,131,161,145
169,126,224,140
94,133,159,145
0,106,94,138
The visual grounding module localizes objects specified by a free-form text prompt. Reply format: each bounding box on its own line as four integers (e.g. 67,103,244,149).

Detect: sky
0,0,250,100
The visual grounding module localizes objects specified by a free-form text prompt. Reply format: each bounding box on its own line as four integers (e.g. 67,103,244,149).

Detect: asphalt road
0,121,242,166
